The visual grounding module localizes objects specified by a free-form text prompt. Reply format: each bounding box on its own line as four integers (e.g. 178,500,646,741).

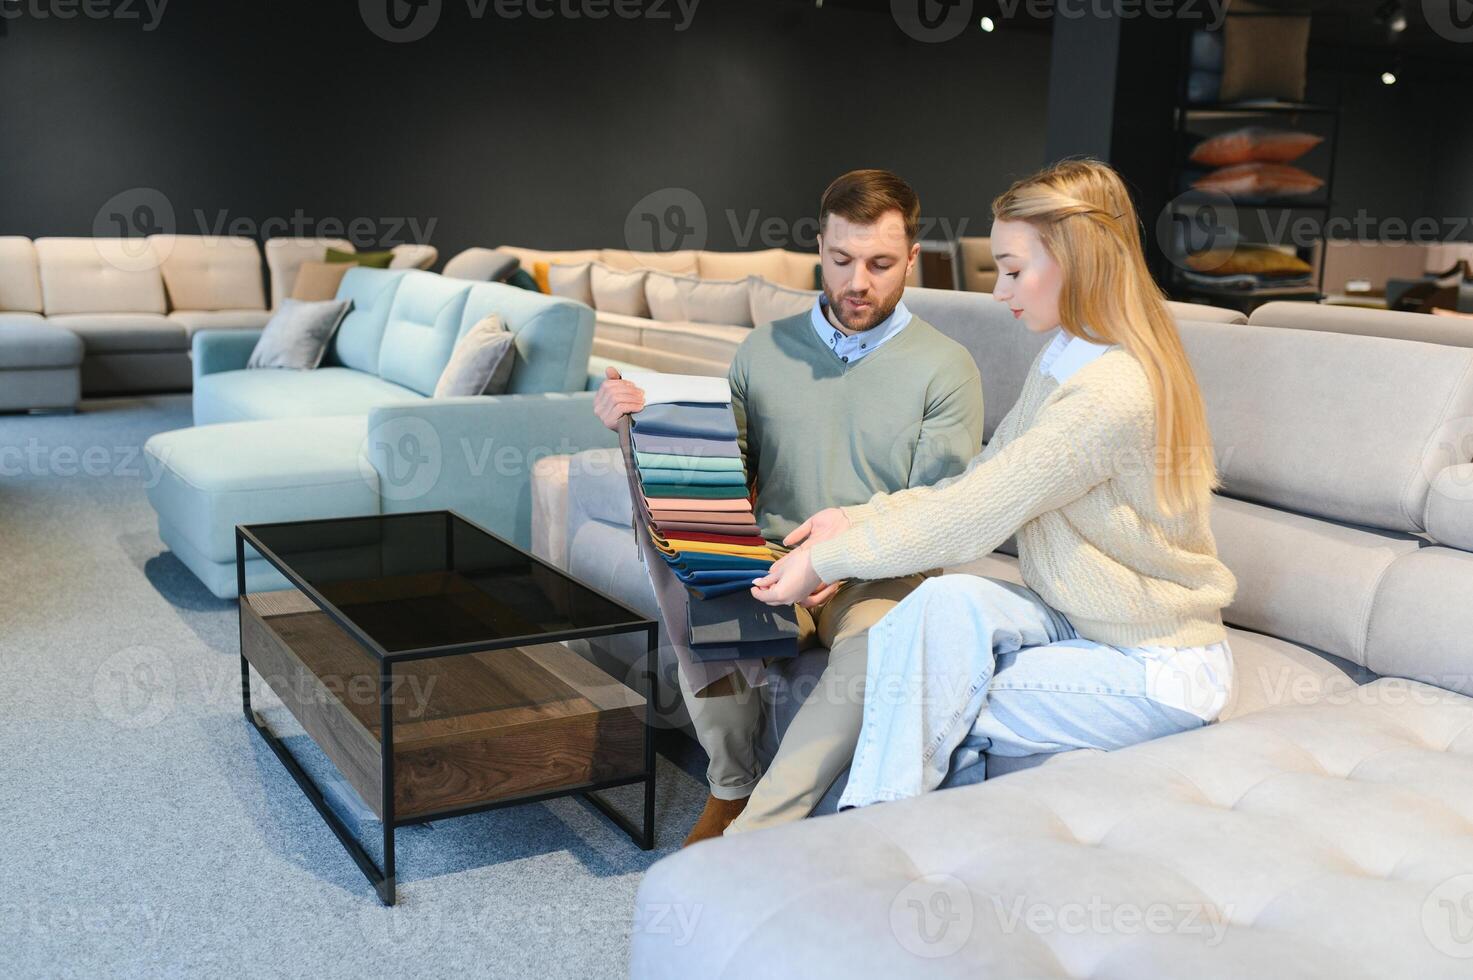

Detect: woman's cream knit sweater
808,344,1237,648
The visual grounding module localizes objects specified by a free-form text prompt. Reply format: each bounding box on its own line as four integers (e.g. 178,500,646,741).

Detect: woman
749,158,1238,810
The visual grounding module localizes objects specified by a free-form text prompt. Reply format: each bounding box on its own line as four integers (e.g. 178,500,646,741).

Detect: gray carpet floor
0,394,709,979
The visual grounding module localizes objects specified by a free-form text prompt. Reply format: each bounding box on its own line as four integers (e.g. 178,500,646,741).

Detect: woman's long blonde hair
992,158,1218,515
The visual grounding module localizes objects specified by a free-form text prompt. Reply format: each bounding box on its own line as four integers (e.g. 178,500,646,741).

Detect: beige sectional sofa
32,235,271,394
495,244,1245,377
0,235,441,402
605,290,1473,978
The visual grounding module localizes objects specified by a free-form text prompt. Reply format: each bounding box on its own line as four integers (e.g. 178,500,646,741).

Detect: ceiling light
980,16,995,31
1381,71,1397,85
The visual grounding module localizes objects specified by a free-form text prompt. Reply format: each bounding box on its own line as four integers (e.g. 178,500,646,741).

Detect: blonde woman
744,159,1238,818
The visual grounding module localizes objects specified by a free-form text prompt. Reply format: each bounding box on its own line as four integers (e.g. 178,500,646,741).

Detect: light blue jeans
837,574,1210,810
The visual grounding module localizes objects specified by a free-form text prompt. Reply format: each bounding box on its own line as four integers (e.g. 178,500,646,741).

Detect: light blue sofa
144,267,617,598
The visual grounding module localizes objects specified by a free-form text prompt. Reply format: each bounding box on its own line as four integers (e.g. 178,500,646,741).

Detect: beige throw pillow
749,276,819,326
591,264,650,317
645,272,686,321
290,261,355,301
678,277,752,326
547,262,594,307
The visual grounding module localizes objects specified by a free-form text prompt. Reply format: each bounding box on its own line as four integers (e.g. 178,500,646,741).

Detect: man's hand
593,366,645,431
751,547,823,607
783,507,852,550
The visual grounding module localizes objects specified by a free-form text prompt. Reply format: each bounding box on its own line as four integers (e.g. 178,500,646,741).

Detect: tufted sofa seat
634,676,1473,978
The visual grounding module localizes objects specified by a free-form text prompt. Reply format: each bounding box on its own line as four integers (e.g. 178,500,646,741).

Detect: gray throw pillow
434,313,517,397
748,275,819,326
246,298,351,370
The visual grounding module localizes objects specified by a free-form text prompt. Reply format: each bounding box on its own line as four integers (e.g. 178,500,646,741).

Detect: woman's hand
783,507,851,550
751,547,823,607
593,366,645,431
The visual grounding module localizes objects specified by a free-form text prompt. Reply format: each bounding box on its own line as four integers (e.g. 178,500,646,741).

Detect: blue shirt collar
809,295,913,365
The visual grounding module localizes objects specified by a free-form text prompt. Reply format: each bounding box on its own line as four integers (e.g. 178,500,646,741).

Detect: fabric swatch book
617,371,798,666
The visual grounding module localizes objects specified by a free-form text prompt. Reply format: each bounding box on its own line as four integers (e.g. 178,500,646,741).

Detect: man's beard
822,278,905,332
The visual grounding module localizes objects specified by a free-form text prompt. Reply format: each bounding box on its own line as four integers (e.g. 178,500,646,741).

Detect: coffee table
235,510,658,905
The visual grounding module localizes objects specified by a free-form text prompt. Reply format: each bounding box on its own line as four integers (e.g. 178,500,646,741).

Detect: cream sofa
33,235,271,394
616,291,1473,978
497,245,822,290
0,235,441,400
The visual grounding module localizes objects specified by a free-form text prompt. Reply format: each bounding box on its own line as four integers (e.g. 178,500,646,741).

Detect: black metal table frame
235,510,659,906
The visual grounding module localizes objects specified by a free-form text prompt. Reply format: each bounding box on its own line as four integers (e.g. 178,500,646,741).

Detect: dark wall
0,0,1052,267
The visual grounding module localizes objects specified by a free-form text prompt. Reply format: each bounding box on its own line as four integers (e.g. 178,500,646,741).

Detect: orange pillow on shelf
532,260,551,293
1189,127,1323,167
1185,244,1312,278
1193,162,1324,198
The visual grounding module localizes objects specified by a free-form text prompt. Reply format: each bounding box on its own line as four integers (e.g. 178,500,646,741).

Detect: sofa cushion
0,237,43,313
289,260,354,301
633,676,1473,979
1183,321,1473,534
1210,495,1423,667
192,366,423,425
749,276,818,326
644,271,685,321
45,313,184,352
166,309,272,336
0,317,83,368
1249,301,1473,347
434,313,515,397
325,267,409,374
678,276,752,326
35,238,168,315
547,261,594,307
459,280,594,394
263,237,353,307
375,270,473,396
245,298,351,370
1366,546,1473,696
389,243,438,270
591,264,649,317
144,415,380,566
599,249,698,275
696,248,791,285
442,247,520,282
148,235,266,312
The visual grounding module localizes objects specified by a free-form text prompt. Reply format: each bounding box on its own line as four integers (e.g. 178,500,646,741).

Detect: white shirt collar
1039,330,1114,383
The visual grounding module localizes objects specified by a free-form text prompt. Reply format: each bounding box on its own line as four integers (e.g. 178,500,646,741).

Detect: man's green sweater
728,311,984,550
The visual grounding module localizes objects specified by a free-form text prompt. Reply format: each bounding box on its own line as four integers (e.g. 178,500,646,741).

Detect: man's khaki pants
678,574,926,830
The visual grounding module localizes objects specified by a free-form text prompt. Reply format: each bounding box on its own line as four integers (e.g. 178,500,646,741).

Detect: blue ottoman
144,416,384,598
0,316,83,412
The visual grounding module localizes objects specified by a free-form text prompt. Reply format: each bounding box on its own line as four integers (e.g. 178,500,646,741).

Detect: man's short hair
819,169,921,243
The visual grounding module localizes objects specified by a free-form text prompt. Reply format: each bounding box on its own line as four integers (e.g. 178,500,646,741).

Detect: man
594,169,983,842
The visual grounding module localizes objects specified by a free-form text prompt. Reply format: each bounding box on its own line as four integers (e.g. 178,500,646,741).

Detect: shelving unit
1164,34,1342,315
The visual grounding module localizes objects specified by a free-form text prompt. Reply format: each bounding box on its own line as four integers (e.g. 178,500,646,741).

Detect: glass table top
240,511,651,658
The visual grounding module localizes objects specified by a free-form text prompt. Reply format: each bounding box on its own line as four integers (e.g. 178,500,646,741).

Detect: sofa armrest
192,329,260,384
365,392,618,550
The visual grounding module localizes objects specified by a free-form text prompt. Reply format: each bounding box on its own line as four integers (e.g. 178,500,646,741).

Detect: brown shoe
682,794,749,847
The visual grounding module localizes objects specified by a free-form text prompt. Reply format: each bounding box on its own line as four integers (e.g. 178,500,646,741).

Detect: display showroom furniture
608,292,1473,976
0,316,83,413
263,238,438,306
143,268,617,598
236,510,657,905
488,245,1246,379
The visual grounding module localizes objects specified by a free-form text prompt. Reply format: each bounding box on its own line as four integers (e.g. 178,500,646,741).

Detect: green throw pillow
325,247,394,269
504,268,542,292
